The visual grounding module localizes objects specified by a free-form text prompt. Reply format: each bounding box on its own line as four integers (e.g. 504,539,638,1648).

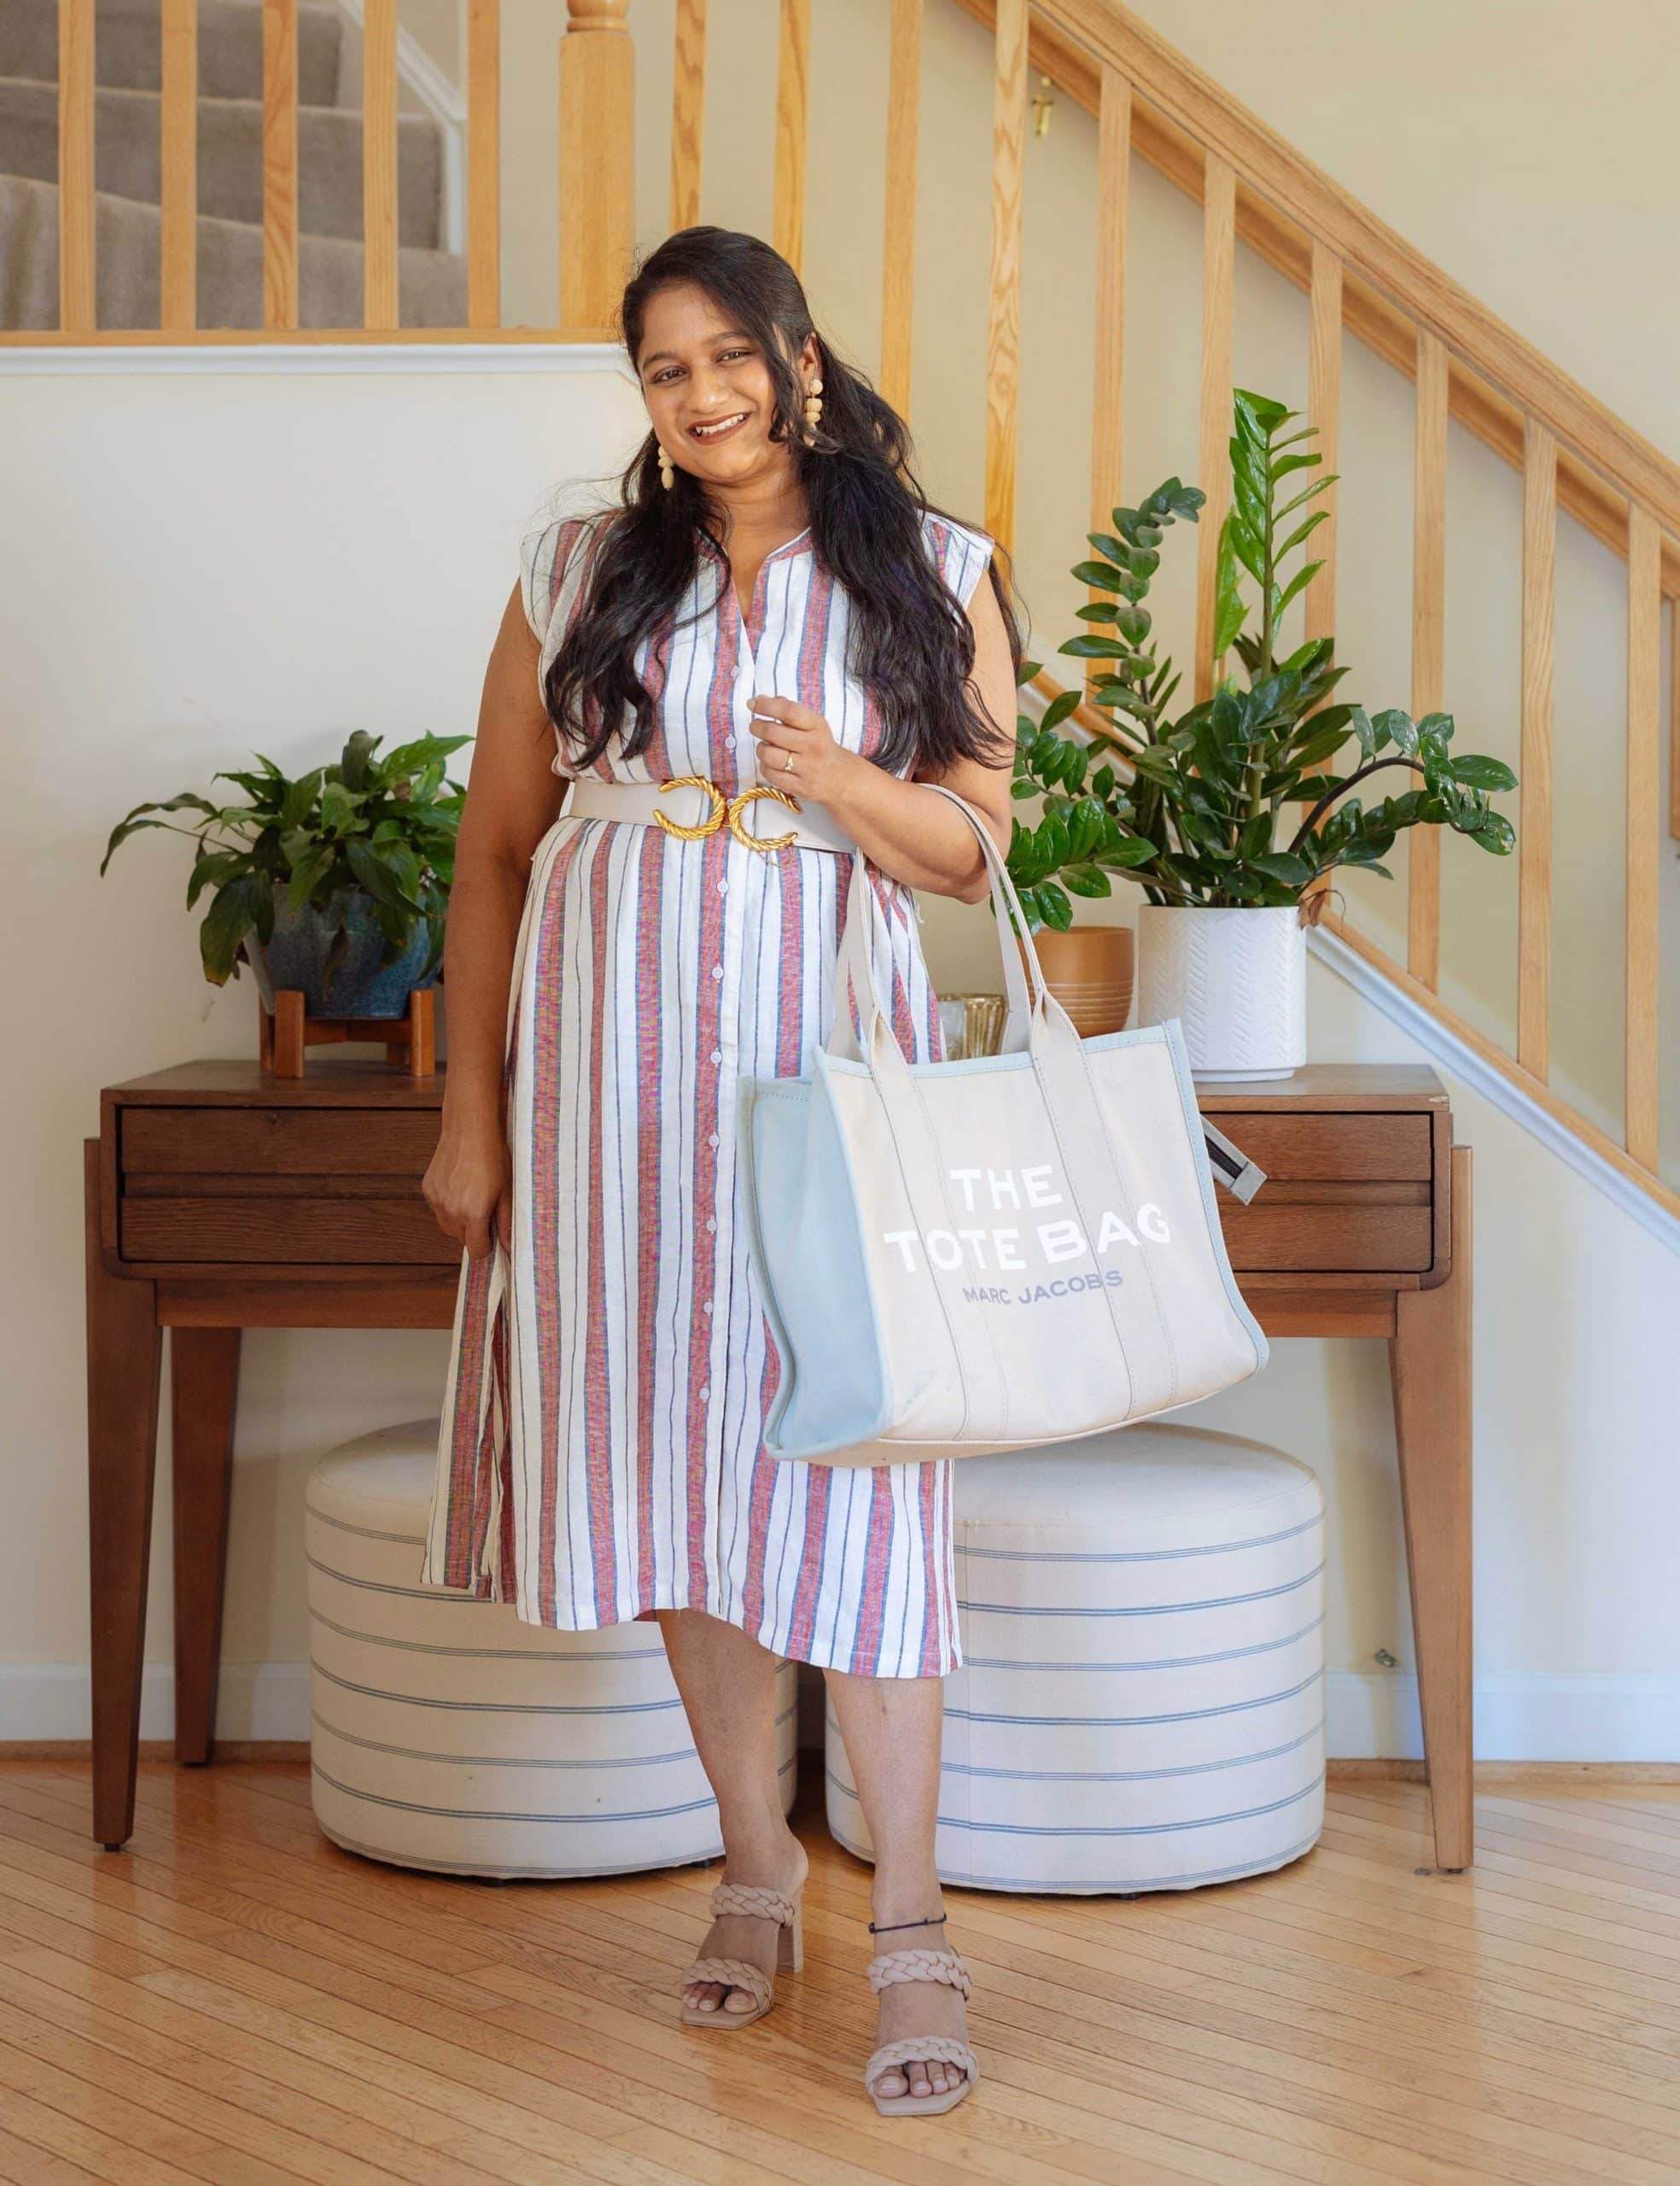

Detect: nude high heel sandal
679,1879,804,2030
863,1945,980,2117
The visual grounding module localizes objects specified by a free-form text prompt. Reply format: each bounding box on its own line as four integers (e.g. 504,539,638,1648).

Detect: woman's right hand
423,1108,512,1260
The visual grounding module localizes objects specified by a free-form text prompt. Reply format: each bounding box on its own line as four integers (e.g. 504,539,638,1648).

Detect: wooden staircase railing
975,0,1677,1215
12,0,1677,1216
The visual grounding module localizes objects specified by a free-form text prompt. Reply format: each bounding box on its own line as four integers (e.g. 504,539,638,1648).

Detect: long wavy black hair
543,225,1025,775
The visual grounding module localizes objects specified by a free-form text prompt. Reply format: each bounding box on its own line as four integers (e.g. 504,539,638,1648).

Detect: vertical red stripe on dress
682,566,737,1604
852,1469,897,1674
742,551,832,1639
633,821,665,1605
782,1466,831,1663
581,835,618,1619
530,827,590,1620
915,1458,941,1673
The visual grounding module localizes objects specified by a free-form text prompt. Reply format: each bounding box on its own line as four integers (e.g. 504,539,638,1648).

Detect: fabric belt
562,772,856,855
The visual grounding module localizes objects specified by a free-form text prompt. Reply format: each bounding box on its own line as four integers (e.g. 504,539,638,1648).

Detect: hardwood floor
0,1763,1676,2185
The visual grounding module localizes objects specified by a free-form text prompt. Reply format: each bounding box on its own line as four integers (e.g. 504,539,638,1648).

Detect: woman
420,225,1024,2119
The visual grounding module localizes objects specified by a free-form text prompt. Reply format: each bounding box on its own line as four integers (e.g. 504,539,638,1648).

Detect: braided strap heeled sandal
679,1879,804,2030
863,1949,980,2117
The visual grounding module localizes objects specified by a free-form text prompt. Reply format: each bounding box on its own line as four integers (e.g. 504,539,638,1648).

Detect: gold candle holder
940,991,1008,1061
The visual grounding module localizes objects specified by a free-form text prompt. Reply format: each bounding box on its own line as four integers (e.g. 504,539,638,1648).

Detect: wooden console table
85,1058,1472,1868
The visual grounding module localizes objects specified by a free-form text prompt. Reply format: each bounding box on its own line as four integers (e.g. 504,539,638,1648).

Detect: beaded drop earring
656,442,675,489
802,377,824,443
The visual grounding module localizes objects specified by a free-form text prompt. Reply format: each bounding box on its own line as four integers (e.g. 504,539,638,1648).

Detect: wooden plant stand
258,985,437,1078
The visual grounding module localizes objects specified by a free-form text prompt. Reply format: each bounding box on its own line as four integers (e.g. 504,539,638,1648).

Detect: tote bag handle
823,785,1180,1423
826,785,1082,1069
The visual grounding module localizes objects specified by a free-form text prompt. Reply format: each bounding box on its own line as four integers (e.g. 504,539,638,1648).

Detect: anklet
867,1913,947,1934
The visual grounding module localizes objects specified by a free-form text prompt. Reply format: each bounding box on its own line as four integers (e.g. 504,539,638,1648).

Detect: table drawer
1207,1108,1438,1273
122,1107,440,1177
1210,1110,1433,1182
1217,1191,1433,1271
120,1194,458,1265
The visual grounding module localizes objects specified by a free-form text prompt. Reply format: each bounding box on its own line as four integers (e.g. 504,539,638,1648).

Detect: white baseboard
0,1663,310,1745
1326,1669,1680,1763
3,1663,1674,1763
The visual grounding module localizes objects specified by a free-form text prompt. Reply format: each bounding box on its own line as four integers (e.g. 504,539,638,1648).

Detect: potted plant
101,729,469,1017
1006,389,1517,1076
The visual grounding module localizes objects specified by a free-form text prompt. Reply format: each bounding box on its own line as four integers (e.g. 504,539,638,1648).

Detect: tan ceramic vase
1030,925,1135,1038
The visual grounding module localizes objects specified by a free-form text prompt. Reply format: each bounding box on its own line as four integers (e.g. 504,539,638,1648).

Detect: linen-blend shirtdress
420,499,996,1678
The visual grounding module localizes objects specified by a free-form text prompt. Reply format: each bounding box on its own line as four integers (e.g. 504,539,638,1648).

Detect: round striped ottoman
827,1421,1325,1894
306,1419,799,1878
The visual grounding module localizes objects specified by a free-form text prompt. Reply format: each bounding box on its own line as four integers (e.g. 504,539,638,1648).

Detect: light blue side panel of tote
737,1078,892,1456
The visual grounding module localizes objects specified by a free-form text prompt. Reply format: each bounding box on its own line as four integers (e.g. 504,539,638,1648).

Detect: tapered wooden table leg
1390,1141,1474,1870
172,1326,242,1765
85,1138,162,1850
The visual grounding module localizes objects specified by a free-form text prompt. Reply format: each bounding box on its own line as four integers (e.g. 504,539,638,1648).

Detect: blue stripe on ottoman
827,1421,1326,1894
307,1419,796,1878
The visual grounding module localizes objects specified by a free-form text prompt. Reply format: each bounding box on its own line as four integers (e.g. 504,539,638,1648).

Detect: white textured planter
1135,903,1306,1079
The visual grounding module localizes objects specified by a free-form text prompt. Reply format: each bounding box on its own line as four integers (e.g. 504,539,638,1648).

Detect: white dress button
699,1384,710,1400
706,1218,718,1233
709,1048,722,1062
711,964,724,981
702,1300,714,1315
717,879,728,894
725,735,737,751
708,1132,720,1149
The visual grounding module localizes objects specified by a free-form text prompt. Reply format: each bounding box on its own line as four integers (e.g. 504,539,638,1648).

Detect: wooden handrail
1042,0,1680,555
946,0,1680,599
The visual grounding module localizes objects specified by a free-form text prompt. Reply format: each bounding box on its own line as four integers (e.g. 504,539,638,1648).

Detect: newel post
559,0,636,336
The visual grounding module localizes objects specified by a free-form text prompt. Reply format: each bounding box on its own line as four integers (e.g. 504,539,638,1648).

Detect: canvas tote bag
737,785,1270,1466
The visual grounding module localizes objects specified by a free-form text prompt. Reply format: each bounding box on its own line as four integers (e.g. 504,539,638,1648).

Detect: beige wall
397,0,464,83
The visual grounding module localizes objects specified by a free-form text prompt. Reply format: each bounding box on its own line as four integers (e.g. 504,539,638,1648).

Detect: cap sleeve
515,506,615,780
920,510,995,613
518,511,595,652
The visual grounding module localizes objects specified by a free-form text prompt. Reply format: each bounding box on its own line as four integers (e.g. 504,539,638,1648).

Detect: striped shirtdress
420,499,997,1678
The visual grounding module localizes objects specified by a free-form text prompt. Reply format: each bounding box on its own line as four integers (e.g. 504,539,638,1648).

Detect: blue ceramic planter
248,886,440,1019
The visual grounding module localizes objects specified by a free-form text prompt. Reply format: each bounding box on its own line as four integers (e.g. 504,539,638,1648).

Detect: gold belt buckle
651,774,802,853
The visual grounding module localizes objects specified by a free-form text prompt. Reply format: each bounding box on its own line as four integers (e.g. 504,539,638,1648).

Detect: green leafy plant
1006,389,1517,932
100,729,470,989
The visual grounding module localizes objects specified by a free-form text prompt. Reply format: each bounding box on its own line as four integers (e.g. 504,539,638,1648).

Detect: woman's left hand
749,694,857,806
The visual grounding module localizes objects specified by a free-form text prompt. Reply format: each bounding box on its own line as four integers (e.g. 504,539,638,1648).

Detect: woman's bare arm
423,582,564,1257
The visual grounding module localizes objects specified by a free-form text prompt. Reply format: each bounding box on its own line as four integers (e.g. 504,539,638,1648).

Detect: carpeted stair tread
0,0,345,108
0,172,467,330
0,75,445,248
